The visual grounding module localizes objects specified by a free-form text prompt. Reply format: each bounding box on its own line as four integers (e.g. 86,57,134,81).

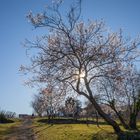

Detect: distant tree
74,99,82,119
65,97,81,120
31,94,46,117
5,111,16,118
0,110,7,123
58,106,66,117
41,86,63,120
31,86,64,119
84,101,96,118
0,109,15,123
22,0,140,135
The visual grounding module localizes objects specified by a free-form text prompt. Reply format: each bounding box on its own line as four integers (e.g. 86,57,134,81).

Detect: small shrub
0,110,15,123
0,110,8,123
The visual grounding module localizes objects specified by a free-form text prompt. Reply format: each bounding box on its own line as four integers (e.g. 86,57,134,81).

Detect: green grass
32,118,118,140
1,117,139,140
0,119,21,139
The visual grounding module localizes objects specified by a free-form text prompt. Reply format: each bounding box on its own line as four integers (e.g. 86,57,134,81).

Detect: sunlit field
32,118,118,140
31,118,140,140
1,118,140,139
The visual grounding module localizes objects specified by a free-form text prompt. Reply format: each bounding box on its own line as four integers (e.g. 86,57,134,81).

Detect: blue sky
0,0,140,114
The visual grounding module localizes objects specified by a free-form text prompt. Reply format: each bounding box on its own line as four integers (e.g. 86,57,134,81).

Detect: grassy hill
32,118,118,140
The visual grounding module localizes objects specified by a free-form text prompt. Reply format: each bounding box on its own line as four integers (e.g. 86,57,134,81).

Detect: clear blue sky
0,0,140,114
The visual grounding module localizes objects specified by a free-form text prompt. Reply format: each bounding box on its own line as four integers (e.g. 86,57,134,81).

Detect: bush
0,110,8,123
0,110,15,123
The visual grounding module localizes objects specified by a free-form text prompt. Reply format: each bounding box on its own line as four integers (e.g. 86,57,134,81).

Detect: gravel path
5,118,36,140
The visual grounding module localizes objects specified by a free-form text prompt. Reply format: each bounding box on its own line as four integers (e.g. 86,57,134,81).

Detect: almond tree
22,0,140,135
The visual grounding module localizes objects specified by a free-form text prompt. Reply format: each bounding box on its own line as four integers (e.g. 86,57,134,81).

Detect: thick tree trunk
129,114,137,129
90,98,122,135
83,78,122,135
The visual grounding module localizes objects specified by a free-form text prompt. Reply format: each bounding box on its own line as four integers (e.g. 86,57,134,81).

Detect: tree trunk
129,113,137,129
95,111,100,128
83,78,122,135
112,106,129,129
48,115,51,122
90,98,122,135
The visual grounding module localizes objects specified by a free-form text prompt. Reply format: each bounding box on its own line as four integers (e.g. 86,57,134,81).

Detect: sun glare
79,71,85,78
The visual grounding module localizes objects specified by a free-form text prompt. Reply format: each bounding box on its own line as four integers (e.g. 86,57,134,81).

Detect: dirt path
5,118,36,140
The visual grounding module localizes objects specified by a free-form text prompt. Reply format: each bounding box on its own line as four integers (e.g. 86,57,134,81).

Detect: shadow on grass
38,118,108,125
37,118,140,140
118,131,140,140
92,130,140,140
0,119,14,124
92,130,118,140
35,125,53,135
